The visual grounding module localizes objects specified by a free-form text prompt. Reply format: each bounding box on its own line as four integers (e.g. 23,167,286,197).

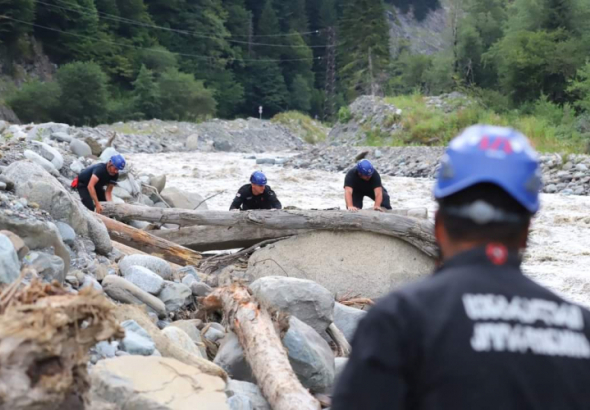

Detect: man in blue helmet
332,125,590,410
344,159,392,211
76,154,126,214
229,171,282,211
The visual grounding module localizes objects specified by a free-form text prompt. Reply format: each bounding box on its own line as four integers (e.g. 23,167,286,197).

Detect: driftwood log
101,204,437,257
203,284,321,410
152,225,312,252
96,214,202,266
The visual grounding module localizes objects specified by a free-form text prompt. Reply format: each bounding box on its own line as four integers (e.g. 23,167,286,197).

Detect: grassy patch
383,94,587,153
271,111,329,144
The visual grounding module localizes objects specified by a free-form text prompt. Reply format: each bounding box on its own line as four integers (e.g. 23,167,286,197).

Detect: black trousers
352,189,392,209
78,185,105,211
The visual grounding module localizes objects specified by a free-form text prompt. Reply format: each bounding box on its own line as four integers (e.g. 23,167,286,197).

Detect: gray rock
0,233,20,285
82,275,103,291
214,332,256,383
162,326,203,357
203,326,226,343
69,160,84,174
27,123,69,141
283,316,335,392
161,187,208,210
158,281,192,313
0,230,29,260
100,147,119,162
561,189,574,196
333,357,349,391
214,140,233,152
117,174,141,196
169,320,205,357
120,320,156,356
113,186,132,200
56,221,76,246
149,174,167,193
191,281,213,296
69,139,93,157
51,132,73,143
374,149,383,159
22,251,66,284
85,211,113,255
129,220,151,230
226,380,270,410
333,302,367,343
102,275,167,318
24,150,59,176
250,276,334,335
119,254,172,280
84,136,103,156
32,141,64,170
228,395,254,410
256,158,276,165
186,134,199,150
182,273,198,287
178,265,200,280
94,340,119,359
545,184,558,194
576,163,588,172
123,265,165,295
0,182,6,191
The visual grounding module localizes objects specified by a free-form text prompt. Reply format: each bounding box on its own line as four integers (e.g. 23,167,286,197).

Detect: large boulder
27,123,69,141
333,302,367,343
23,150,58,176
123,265,165,295
161,187,208,210
247,231,435,299
89,356,228,410
120,320,156,356
214,332,255,383
283,316,335,392
3,161,112,254
149,174,167,193
250,276,334,335
158,281,192,313
69,139,92,157
162,326,203,358
0,233,20,284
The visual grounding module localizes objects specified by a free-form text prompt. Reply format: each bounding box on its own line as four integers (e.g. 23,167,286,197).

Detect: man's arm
229,189,244,211
268,190,282,210
373,187,383,211
105,184,115,202
344,186,358,211
332,298,411,410
87,175,103,214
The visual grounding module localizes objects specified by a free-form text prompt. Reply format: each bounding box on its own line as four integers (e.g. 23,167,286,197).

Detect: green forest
2,0,590,145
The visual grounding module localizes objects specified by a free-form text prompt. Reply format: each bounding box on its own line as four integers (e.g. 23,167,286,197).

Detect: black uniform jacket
332,245,590,410
229,184,282,211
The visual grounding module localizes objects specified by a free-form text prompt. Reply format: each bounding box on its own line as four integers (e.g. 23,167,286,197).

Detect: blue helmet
250,171,267,186
110,154,126,171
357,159,375,177
434,125,542,214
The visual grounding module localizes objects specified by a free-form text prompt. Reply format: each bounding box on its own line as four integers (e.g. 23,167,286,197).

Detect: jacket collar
436,244,523,274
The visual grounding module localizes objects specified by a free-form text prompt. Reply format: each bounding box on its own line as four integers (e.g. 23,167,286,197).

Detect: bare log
326,323,351,357
97,214,202,266
203,283,321,410
101,204,437,257
153,224,312,252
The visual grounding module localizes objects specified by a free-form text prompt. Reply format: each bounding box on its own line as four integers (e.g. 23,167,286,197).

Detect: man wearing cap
332,125,590,410
229,171,282,211
344,159,392,211
76,154,126,214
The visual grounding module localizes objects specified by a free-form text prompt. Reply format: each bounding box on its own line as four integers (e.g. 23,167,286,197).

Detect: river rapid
128,151,590,308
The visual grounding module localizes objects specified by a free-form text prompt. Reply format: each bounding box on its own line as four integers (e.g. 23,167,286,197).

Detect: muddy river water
128,151,590,308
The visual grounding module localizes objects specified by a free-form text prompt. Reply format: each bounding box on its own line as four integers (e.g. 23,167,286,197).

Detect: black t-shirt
332,246,590,410
344,167,384,196
78,163,118,190
229,184,282,211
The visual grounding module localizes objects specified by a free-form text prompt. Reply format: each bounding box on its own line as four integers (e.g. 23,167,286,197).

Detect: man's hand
347,206,359,212
95,202,103,214
373,206,383,212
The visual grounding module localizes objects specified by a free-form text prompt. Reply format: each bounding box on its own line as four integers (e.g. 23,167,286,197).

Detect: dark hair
437,183,532,246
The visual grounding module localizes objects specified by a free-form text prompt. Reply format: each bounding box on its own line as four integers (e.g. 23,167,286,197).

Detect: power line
38,0,335,48
0,16,322,63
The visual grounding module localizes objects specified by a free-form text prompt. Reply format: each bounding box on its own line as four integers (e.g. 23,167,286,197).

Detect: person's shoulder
345,167,357,176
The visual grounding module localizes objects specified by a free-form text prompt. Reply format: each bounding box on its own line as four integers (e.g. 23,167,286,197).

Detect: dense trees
3,0,590,127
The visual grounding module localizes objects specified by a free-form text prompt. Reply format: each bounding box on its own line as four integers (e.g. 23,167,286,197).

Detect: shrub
7,80,61,123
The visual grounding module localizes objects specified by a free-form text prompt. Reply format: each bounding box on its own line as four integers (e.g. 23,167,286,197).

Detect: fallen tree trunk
203,283,321,410
96,214,202,266
153,225,312,252
101,204,437,257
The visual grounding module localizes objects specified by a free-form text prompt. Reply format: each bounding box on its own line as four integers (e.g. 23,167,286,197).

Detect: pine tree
132,64,161,119
0,0,35,43
256,0,282,58
290,74,312,112
339,0,390,98
244,61,289,116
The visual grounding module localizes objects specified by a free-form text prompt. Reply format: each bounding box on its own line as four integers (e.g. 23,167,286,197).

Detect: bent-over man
344,159,391,211
76,154,126,214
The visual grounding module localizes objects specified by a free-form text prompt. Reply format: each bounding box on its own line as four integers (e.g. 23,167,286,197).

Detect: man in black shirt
229,171,282,211
76,154,126,213
333,125,590,410
344,159,391,211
